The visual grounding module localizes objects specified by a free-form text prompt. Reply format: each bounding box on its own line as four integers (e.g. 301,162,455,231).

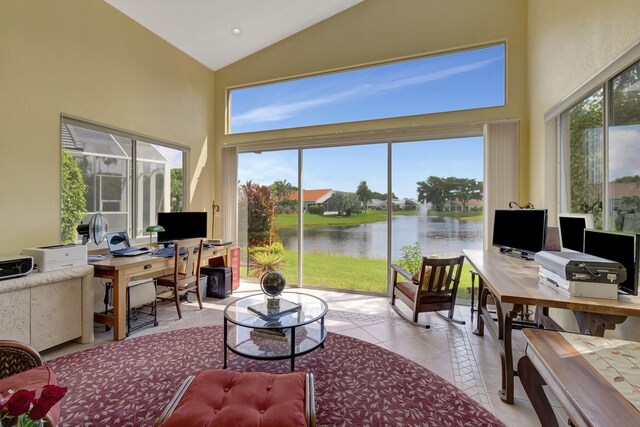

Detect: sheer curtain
220,146,238,242
483,122,520,250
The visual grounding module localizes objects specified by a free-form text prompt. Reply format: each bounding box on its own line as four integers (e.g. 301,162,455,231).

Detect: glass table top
224,292,328,329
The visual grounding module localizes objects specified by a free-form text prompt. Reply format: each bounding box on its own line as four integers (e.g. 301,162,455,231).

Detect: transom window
229,44,505,134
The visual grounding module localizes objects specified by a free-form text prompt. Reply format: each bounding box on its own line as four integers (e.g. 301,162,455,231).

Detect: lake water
278,215,483,260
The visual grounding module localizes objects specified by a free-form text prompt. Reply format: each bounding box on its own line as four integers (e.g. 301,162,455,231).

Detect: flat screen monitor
492,209,548,260
583,229,637,295
157,212,208,242
558,214,593,252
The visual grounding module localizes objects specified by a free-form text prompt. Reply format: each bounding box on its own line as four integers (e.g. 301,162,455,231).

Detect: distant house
367,199,386,210
609,182,640,209
396,198,420,211
367,198,420,210
448,198,484,211
287,189,333,212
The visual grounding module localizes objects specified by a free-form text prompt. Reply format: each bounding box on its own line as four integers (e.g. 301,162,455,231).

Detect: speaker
201,266,232,299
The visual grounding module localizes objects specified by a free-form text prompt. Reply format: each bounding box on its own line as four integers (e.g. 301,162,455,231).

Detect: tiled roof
609,182,640,198
287,189,333,202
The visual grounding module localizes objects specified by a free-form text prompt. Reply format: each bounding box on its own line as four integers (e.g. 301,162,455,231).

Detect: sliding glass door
236,137,483,296
302,144,388,292
237,150,299,286
391,137,484,300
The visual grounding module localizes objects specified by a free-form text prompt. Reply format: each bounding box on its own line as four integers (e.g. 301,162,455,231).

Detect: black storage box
201,266,232,299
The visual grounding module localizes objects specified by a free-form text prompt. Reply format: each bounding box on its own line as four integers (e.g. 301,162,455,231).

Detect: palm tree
356,181,372,212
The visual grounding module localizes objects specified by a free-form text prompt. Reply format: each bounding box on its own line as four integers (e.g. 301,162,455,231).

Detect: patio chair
391,255,466,328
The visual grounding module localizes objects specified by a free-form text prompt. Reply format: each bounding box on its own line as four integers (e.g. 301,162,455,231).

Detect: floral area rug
48,326,504,426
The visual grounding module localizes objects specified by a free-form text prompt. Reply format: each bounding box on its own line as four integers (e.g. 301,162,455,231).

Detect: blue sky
231,44,504,133
235,45,500,198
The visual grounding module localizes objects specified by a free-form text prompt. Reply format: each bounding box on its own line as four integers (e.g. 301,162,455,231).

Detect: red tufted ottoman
156,370,316,427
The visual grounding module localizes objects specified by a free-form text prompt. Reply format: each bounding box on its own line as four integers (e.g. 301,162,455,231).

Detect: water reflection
278,215,482,260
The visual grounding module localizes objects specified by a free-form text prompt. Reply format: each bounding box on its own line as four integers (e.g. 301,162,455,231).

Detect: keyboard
150,247,188,258
112,247,149,256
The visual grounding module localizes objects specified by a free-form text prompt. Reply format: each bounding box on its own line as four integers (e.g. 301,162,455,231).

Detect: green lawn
274,210,482,228
274,211,387,228
245,249,474,298
261,211,478,296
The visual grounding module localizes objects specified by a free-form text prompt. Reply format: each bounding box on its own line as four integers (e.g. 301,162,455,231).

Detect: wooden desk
519,329,640,427
463,249,640,404
91,245,230,341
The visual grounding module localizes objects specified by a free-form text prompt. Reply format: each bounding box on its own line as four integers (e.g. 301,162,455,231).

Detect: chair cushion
411,266,433,291
156,273,193,289
0,365,60,423
159,370,307,427
128,279,156,307
396,281,453,305
397,281,418,302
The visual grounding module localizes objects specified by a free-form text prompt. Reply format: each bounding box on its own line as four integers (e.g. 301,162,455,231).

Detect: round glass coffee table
223,292,328,371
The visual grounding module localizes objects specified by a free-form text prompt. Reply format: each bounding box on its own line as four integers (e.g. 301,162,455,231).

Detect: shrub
249,251,284,278
61,151,87,243
397,241,423,274
242,181,277,234
308,204,325,215
249,241,284,257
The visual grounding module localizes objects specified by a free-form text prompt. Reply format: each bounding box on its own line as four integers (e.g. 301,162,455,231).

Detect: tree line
417,176,482,211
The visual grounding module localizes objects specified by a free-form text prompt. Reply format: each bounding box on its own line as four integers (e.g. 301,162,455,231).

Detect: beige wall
527,0,640,210
0,0,215,257
213,0,529,206
527,0,640,339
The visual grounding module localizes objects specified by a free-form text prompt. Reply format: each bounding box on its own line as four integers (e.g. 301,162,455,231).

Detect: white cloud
238,155,297,185
233,57,501,127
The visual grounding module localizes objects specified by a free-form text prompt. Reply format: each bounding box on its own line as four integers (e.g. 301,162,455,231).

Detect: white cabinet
0,266,93,351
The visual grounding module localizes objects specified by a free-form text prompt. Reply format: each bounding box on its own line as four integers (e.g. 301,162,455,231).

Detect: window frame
226,43,507,135
60,115,189,243
557,55,640,231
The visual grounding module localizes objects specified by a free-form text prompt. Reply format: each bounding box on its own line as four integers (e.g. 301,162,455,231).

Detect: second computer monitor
583,229,637,295
558,213,593,252
157,212,208,243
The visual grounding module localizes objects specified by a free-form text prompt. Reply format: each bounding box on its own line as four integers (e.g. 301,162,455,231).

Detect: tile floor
42,283,569,426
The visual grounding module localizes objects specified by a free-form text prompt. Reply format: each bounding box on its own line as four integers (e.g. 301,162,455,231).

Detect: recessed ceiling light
231,27,241,35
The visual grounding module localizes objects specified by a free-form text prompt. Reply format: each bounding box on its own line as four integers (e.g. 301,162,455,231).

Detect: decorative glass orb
260,271,286,297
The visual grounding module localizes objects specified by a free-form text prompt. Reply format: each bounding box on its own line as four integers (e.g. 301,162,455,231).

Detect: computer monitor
157,212,208,243
492,209,548,260
558,213,594,252
583,229,637,295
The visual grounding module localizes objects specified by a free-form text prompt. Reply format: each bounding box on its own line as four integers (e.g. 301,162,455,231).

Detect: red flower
6,389,35,416
29,385,68,420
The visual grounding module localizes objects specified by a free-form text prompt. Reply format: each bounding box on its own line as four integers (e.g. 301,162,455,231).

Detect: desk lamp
146,225,165,247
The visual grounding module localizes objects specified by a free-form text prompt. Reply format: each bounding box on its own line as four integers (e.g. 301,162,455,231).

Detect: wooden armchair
156,238,204,319
391,255,466,328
